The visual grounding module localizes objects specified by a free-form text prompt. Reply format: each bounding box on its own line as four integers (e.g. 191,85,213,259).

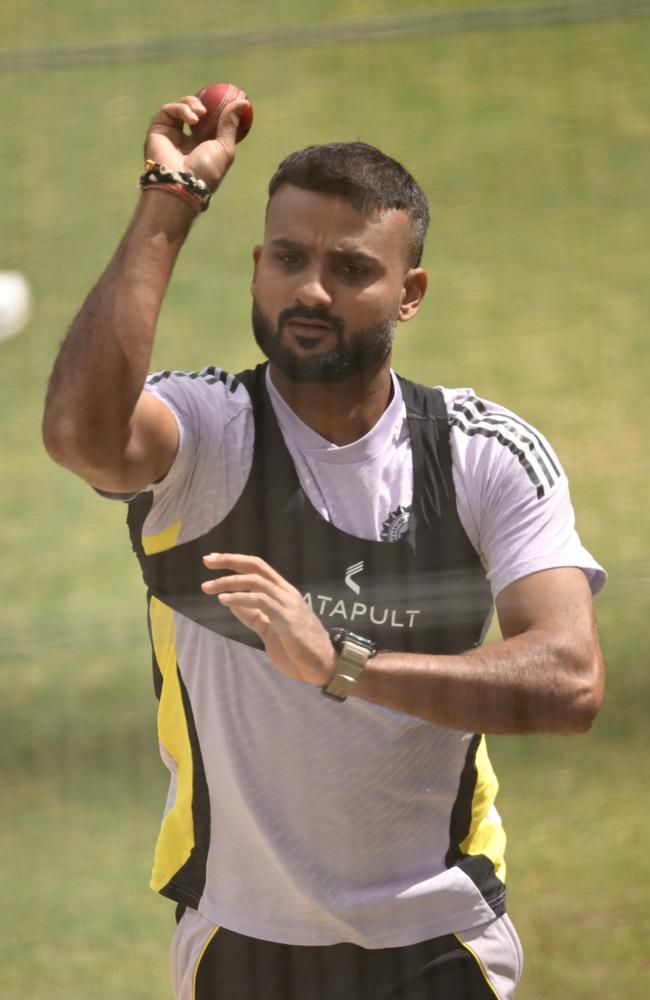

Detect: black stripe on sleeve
146,366,240,392
450,397,562,499
459,397,561,480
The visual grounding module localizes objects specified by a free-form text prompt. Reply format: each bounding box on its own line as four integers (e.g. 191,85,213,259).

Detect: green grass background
1,1,649,996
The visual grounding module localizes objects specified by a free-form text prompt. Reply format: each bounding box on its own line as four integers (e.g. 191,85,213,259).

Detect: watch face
329,628,377,656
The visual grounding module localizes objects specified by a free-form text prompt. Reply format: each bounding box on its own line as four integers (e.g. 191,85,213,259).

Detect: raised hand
144,93,250,192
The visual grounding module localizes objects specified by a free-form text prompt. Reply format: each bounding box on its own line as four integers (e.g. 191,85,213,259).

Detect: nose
293,267,333,310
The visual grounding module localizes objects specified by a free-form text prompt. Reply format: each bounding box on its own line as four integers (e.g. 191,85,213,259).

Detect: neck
268,362,394,445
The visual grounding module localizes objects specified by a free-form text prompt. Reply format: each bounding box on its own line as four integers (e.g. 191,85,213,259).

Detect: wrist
139,160,212,214
322,629,378,702
140,183,202,218
132,187,198,246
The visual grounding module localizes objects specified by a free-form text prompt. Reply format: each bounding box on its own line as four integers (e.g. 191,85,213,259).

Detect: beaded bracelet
138,160,212,213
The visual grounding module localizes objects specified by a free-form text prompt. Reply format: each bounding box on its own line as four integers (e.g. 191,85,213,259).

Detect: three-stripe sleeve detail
147,366,241,392
450,396,561,499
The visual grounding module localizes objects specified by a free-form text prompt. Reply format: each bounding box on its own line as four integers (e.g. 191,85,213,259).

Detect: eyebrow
269,238,307,252
269,238,380,266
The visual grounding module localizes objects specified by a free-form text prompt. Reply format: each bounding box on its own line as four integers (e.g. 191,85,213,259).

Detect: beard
251,300,397,383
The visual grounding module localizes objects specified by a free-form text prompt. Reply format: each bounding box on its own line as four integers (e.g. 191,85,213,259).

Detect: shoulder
439,386,563,501
435,387,605,597
144,364,253,443
141,365,255,503
145,365,251,414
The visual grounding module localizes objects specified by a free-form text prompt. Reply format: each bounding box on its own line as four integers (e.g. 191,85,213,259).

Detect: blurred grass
0,0,576,50
1,1,649,997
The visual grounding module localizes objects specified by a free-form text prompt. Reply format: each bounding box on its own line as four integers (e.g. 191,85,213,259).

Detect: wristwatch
322,628,378,702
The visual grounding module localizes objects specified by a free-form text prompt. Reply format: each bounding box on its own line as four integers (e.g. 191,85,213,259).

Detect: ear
250,245,262,295
398,268,428,323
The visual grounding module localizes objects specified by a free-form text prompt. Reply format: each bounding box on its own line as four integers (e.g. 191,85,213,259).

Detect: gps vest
127,365,492,656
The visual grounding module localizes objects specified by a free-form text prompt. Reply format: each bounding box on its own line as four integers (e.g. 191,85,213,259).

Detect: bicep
496,567,597,642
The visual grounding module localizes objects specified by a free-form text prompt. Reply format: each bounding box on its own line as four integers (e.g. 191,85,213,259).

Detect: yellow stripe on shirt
142,519,181,555
459,736,507,883
148,595,195,892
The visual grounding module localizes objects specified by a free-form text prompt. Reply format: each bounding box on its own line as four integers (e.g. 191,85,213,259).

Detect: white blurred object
0,271,32,341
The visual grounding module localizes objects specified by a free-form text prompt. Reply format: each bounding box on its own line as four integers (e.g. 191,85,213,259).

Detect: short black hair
267,142,430,268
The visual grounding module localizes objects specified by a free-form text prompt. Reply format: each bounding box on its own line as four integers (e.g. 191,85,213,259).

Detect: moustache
277,306,345,337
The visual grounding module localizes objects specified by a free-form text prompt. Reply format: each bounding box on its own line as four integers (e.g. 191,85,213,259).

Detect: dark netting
2,2,648,997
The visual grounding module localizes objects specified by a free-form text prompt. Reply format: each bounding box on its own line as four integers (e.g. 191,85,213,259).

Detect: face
250,185,425,383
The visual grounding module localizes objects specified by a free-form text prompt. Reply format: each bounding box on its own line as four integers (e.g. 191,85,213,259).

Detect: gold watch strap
323,639,371,701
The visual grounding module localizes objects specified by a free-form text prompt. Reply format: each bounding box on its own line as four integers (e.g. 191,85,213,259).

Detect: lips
286,320,333,334
284,319,336,348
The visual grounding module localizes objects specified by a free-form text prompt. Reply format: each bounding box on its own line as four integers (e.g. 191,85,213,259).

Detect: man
43,92,605,999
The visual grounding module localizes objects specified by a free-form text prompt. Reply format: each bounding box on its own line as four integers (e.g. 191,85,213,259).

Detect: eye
273,251,303,268
337,261,370,281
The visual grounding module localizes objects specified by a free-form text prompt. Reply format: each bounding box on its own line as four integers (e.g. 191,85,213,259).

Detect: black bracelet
139,160,212,213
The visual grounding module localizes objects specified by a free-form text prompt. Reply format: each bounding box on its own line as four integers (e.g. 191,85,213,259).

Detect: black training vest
127,364,492,654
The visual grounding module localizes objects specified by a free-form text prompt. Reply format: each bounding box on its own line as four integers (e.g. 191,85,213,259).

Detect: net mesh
1,2,648,997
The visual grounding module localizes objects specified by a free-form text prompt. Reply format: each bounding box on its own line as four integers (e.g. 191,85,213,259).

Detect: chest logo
381,504,412,543
344,561,364,594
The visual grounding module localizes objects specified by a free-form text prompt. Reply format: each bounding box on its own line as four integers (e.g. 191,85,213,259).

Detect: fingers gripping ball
191,83,253,144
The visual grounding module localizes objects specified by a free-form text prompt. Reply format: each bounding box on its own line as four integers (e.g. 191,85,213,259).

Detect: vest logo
381,504,411,543
304,560,421,630
304,590,421,630
344,561,364,595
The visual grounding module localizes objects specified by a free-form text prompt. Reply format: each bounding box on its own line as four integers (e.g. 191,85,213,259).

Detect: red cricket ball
191,83,254,144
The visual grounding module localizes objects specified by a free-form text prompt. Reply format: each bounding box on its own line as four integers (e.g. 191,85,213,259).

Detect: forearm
43,190,193,475
352,627,604,735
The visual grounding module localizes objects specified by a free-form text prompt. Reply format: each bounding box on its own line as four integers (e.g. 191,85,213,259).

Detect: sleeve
443,388,607,600
93,367,222,504
126,366,253,544
142,367,231,499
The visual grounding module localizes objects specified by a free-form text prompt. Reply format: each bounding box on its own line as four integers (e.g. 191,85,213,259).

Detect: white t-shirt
143,366,604,600
129,365,605,948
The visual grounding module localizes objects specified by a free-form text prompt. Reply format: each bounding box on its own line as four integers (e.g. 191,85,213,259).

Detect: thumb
213,97,251,149
185,97,250,190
